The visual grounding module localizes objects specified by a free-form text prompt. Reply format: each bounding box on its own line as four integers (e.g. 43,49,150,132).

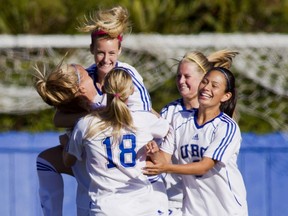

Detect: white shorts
149,175,169,216
168,207,183,216
89,185,159,216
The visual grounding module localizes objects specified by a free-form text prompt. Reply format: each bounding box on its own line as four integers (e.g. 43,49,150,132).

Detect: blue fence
0,132,287,216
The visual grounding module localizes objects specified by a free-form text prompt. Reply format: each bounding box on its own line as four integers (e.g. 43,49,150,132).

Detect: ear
118,47,122,55
78,86,87,95
220,92,232,103
130,85,135,95
90,43,94,55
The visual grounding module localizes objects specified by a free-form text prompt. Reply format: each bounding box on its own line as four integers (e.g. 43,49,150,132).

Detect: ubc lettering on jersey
178,112,238,164
180,141,208,178
175,111,209,160
180,143,208,160
173,112,205,161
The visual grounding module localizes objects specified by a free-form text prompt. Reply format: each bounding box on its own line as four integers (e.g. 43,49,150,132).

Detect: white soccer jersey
86,61,152,111
72,62,151,212
160,98,186,121
68,111,170,216
160,98,185,210
91,92,107,108
161,109,248,216
69,96,106,213
116,61,152,111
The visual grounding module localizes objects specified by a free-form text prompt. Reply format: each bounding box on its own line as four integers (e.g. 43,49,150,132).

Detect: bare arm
143,156,216,176
59,134,77,167
144,141,216,175
53,109,88,128
143,140,172,175
146,140,171,163
62,150,77,167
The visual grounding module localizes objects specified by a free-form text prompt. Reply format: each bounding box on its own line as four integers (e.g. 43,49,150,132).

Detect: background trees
1,0,288,34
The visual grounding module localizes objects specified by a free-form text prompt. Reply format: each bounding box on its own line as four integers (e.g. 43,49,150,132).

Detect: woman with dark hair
159,50,238,216
144,67,248,216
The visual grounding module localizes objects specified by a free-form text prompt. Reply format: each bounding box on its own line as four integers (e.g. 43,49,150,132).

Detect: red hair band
91,29,123,42
114,93,121,99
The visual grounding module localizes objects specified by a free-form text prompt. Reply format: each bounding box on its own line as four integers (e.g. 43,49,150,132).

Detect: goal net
0,34,287,132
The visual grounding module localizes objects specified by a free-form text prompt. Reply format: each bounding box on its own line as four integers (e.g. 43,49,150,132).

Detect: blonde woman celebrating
64,68,170,216
34,61,102,216
36,6,153,216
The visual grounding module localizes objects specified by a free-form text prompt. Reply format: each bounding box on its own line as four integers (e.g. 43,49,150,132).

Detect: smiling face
198,69,232,110
176,60,204,107
90,38,121,78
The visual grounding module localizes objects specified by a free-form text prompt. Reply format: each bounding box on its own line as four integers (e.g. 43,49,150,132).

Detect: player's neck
197,107,220,125
183,97,199,110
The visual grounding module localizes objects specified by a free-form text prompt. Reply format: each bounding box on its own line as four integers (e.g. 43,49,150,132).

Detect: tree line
0,0,287,34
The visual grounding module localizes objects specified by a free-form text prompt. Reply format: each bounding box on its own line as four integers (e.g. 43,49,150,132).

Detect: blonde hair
180,49,239,74
182,50,239,119
78,6,130,39
85,68,135,141
33,61,86,112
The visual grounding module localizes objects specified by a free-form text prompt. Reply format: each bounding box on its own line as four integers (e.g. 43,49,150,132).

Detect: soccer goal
0,33,287,132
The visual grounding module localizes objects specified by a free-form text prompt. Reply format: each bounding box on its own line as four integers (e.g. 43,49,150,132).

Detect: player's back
84,111,169,216
85,127,150,194
85,111,169,195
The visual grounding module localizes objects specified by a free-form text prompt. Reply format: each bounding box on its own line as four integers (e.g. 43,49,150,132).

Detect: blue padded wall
0,132,287,216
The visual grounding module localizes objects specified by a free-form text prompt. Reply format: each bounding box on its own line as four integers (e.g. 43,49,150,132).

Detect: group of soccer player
34,5,248,216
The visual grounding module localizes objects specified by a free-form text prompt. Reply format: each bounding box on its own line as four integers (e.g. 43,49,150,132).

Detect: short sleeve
160,125,175,155
133,111,170,139
149,115,170,139
204,119,241,165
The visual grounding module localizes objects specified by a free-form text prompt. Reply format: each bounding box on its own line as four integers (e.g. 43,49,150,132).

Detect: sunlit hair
78,6,130,45
179,49,239,75
207,67,237,118
33,60,88,112
85,68,135,141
